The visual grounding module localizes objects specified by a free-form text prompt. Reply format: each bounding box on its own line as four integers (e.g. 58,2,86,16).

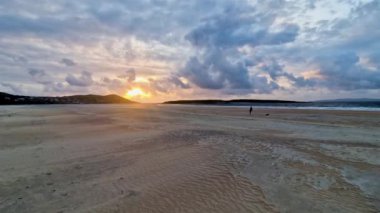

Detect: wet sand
0,104,379,212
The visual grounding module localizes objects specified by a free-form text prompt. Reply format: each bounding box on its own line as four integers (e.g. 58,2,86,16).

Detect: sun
125,88,151,99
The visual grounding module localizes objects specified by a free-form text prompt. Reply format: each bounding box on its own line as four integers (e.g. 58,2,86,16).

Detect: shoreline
3,103,380,112
160,103,380,111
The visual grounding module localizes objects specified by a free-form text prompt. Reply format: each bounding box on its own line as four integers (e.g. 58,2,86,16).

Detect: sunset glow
125,88,151,99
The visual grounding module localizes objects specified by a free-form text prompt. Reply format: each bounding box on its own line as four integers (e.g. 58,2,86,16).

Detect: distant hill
316,98,380,103
164,99,303,105
163,98,380,108
0,92,136,105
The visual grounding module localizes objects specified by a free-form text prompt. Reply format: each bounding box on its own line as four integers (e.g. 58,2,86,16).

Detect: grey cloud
303,0,380,90
250,76,280,94
367,52,380,67
249,0,380,92
44,82,90,94
182,51,252,90
149,80,169,93
307,0,316,9
315,52,380,90
1,82,24,94
46,82,65,92
27,68,76,93
13,55,28,64
60,58,76,66
102,77,125,91
182,57,223,89
181,52,282,94
28,68,45,77
259,59,316,88
0,14,92,37
0,14,53,34
0,0,260,45
118,69,136,83
180,3,300,94
0,0,209,44
28,68,52,85
148,75,191,93
185,13,299,48
87,0,223,43
65,71,93,87
0,52,28,64
169,76,190,89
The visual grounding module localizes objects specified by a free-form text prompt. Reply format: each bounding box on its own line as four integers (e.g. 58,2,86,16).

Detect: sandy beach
0,104,379,213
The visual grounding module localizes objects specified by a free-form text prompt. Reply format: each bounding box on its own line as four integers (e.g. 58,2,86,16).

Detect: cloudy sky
0,0,379,102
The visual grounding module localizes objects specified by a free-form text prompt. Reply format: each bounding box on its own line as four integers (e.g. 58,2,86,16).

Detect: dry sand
0,104,379,213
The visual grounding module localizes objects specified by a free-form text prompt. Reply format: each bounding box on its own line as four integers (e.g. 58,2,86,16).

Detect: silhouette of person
249,106,253,115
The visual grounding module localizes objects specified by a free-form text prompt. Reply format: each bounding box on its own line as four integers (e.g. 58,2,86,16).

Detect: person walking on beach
249,106,253,116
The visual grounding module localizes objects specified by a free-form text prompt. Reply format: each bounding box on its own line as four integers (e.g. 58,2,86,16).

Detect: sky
0,0,379,103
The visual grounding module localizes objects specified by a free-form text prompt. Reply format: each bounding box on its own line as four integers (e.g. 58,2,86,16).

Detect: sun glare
125,88,151,99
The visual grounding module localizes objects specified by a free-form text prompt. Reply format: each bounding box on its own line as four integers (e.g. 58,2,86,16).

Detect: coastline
160,103,380,111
